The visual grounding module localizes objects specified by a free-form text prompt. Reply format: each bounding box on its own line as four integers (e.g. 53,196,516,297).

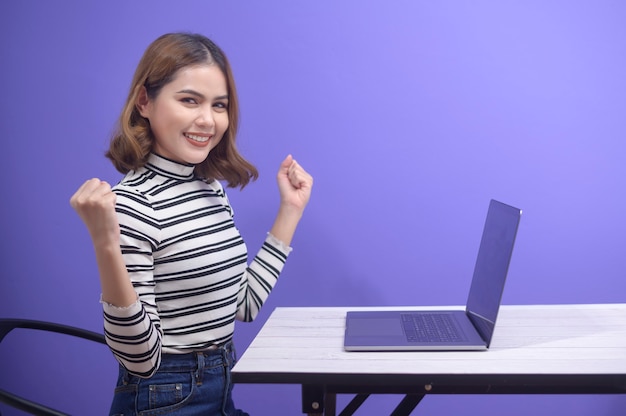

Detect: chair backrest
0,319,106,416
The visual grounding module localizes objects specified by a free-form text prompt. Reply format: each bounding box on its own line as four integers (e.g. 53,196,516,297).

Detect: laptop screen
465,199,522,345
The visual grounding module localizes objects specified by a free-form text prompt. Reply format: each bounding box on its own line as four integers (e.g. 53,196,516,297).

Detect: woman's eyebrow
176,89,205,99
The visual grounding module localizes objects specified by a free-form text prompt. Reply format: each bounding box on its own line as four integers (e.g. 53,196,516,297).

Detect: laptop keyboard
401,313,465,343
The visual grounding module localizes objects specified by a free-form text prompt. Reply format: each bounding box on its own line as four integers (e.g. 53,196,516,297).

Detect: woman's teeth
184,133,209,142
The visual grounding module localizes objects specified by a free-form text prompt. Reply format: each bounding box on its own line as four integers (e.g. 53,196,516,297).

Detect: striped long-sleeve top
102,153,291,378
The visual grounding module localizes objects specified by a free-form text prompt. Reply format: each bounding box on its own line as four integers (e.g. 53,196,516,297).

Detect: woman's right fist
70,178,120,245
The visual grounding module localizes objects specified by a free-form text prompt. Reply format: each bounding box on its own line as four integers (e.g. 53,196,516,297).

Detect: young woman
70,32,313,415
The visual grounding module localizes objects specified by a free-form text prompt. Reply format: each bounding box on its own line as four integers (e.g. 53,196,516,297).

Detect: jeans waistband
157,340,235,372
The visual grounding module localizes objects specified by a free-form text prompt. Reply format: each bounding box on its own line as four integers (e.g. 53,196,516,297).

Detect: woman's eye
214,102,228,111
181,97,198,105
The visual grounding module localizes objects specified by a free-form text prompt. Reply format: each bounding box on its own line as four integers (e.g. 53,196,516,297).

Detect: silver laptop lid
465,199,522,346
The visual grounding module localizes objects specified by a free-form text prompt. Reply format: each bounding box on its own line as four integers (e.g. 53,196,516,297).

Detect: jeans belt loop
195,351,205,386
122,368,130,386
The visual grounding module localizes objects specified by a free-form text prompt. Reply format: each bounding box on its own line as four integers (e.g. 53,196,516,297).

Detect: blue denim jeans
109,341,249,416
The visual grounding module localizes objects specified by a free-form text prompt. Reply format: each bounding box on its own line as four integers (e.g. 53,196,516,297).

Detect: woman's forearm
94,242,138,307
269,205,304,247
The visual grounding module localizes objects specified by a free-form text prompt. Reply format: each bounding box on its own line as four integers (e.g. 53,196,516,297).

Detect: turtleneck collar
145,153,196,180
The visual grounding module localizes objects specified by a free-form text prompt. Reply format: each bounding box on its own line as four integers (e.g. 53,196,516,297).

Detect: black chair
0,319,106,416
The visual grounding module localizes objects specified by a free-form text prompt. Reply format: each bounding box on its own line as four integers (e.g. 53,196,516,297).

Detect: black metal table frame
235,372,626,416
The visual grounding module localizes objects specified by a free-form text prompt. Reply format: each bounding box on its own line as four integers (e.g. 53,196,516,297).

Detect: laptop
344,199,522,351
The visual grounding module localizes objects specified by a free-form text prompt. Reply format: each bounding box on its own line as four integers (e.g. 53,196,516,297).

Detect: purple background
1,1,625,415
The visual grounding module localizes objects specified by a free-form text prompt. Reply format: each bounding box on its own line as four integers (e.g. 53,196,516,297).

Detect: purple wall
1,1,625,414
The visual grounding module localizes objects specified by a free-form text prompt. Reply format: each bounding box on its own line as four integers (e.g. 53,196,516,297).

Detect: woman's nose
196,108,215,127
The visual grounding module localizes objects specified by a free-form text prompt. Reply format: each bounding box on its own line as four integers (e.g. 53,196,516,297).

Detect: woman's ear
136,86,151,118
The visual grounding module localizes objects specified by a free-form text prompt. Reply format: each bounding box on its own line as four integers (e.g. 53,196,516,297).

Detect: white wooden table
232,304,626,415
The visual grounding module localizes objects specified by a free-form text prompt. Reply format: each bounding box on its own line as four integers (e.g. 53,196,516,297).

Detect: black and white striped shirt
102,153,290,377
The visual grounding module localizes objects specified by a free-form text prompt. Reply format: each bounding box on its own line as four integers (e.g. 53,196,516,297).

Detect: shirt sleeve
101,186,163,378
236,232,292,322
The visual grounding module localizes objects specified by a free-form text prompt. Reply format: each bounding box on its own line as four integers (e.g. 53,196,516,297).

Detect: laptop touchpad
348,318,403,336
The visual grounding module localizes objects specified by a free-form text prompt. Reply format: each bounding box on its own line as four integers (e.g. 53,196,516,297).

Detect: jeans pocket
148,383,183,409
137,371,194,414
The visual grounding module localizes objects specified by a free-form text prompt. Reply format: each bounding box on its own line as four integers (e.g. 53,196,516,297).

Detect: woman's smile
184,132,212,146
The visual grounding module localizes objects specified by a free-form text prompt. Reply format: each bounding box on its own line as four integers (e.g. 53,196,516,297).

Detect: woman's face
137,64,229,165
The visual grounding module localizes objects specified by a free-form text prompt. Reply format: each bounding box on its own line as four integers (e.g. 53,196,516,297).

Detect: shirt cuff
100,294,141,312
267,232,293,254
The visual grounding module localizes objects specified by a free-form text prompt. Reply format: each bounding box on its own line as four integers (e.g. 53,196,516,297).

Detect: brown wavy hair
106,32,258,188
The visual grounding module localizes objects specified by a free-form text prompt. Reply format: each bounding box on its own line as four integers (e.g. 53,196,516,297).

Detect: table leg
302,385,326,415
338,394,369,415
302,386,424,415
389,394,425,416
324,393,336,415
